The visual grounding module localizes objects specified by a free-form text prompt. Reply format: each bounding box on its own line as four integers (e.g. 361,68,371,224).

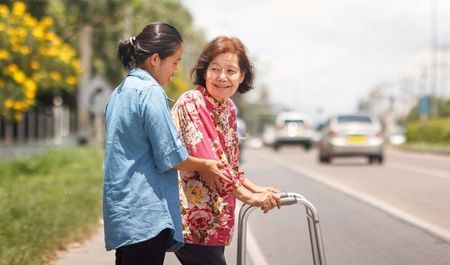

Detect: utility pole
430,0,439,117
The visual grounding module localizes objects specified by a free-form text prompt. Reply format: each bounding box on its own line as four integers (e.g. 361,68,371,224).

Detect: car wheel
304,143,312,151
319,153,331,164
369,155,383,165
273,143,280,151
377,155,384,164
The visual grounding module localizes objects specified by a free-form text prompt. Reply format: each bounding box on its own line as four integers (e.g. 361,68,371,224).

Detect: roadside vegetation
401,98,450,154
0,147,103,265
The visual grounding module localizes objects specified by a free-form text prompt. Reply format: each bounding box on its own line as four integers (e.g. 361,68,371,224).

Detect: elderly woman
172,36,281,265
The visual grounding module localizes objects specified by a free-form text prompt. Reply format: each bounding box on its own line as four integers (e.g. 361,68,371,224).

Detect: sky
182,0,450,121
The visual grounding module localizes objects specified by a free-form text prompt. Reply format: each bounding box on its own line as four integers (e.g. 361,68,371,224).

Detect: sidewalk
55,226,181,265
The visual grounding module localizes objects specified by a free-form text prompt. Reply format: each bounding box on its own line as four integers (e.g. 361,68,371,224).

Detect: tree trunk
77,24,93,144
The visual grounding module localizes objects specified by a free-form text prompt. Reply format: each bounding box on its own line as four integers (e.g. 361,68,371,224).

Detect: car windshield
337,115,371,123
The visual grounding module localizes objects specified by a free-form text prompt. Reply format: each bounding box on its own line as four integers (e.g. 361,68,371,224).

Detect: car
272,111,314,151
318,114,384,164
387,126,406,145
237,117,248,162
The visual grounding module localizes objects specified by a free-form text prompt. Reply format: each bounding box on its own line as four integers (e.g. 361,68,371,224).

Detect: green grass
394,141,450,155
0,147,104,265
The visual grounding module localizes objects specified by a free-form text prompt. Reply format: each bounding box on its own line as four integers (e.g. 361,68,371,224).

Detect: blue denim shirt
103,68,188,251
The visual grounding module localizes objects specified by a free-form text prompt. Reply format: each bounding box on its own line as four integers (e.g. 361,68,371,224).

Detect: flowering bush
0,2,81,120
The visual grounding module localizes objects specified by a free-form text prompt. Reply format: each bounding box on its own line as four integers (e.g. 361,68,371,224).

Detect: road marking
387,163,449,179
247,224,270,265
255,152,450,242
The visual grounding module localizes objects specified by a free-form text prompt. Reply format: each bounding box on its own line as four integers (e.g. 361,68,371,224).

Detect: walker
236,192,327,265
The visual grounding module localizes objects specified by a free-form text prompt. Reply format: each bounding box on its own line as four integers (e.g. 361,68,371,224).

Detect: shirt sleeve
139,85,188,174
172,93,242,194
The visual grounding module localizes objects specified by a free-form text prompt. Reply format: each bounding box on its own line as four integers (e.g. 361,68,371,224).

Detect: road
237,146,450,265
56,146,450,265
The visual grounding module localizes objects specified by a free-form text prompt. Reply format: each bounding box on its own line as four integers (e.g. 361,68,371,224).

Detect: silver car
318,114,384,164
273,111,314,151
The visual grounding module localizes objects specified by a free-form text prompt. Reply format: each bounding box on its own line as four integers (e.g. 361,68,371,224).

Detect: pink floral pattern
172,86,245,246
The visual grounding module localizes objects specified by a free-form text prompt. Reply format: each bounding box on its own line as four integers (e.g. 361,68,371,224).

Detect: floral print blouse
172,86,245,246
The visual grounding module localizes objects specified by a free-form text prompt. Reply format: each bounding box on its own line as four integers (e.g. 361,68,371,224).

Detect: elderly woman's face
204,52,245,102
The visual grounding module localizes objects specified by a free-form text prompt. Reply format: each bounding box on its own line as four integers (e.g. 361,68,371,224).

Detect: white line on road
386,163,449,179
256,152,450,242
247,225,270,265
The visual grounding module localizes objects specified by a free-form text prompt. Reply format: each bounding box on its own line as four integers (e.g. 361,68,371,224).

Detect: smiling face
204,52,245,102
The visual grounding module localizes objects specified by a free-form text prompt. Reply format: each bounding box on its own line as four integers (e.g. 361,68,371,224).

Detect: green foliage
405,97,450,123
0,2,80,120
406,117,450,143
0,147,104,265
1,0,205,109
45,0,204,97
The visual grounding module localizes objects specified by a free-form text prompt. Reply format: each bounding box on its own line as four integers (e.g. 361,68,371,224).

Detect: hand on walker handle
252,191,281,214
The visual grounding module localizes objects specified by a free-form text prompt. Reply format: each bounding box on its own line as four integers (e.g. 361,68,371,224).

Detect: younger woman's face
147,44,183,86
204,52,245,102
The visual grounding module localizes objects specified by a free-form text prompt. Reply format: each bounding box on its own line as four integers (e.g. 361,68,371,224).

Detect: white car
272,111,314,151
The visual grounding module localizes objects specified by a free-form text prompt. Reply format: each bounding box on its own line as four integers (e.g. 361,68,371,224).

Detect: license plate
347,135,366,143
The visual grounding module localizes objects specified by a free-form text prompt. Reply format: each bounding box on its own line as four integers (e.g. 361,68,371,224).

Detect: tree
0,2,80,121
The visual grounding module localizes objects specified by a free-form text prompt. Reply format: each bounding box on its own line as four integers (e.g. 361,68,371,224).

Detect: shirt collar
129,67,174,101
127,67,155,82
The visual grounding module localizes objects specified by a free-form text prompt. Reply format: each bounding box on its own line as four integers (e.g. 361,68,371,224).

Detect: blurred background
1,0,449,153
1,1,449,265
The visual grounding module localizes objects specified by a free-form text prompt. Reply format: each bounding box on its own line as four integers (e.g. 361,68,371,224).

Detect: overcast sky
182,0,450,120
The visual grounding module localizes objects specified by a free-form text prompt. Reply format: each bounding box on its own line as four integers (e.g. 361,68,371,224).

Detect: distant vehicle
237,118,248,162
318,114,384,164
387,127,406,145
272,111,314,151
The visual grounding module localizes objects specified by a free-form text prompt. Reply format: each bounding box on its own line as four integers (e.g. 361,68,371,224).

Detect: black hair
118,22,183,70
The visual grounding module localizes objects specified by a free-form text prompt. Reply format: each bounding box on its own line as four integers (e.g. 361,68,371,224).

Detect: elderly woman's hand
251,191,281,214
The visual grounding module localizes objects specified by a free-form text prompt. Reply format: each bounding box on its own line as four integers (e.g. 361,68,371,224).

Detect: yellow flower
0,49,9,60
12,71,26,84
40,16,53,28
50,71,61,81
0,5,9,17
19,46,31,55
17,27,27,39
47,47,59,57
23,14,37,28
66,76,77,86
24,79,37,94
32,26,44,39
5,64,19,74
4,99,14,108
12,1,26,17
0,22,5,31
13,101,28,111
30,60,40,70
7,28,15,37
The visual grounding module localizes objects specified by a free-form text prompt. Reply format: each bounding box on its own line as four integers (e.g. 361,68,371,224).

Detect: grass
393,141,450,155
0,147,104,265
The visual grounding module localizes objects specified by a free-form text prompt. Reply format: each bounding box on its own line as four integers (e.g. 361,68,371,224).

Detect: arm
232,185,281,213
174,156,228,187
172,93,242,193
242,178,280,194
